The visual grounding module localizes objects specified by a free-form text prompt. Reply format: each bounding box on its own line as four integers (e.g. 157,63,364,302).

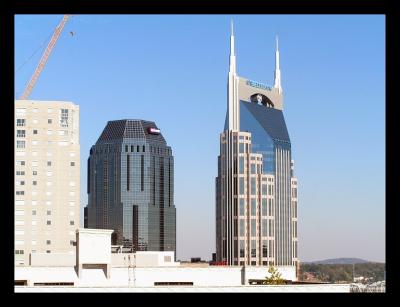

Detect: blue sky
15,14,385,262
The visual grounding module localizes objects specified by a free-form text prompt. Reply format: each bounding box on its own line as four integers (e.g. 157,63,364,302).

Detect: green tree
264,266,285,285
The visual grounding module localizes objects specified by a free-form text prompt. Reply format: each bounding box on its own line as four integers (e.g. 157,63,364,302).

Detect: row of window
16,140,73,148
15,219,75,226
15,108,70,127
15,160,75,167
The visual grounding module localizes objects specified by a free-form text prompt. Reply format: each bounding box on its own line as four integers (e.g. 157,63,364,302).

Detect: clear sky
15,14,385,262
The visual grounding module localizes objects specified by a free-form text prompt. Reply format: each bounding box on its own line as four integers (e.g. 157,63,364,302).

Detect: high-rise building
216,23,298,267
87,120,176,254
14,100,80,266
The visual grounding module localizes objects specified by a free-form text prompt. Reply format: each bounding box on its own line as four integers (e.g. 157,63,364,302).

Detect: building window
262,240,268,257
16,141,25,148
47,210,51,215
251,219,256,236
251,240,256,258
70,221,74,225
15,250,24,255
251,164,256,174
16,171,25,176
251,178,256,195
239,198,245,216
16,161,25,166
251,199,256,216
48,119,52,124
46,250,51,254
33,171,37,176
143,145,145,152
46,240,51,245
17,130,26,137
239,219,245,236
262,220,268,236
70,162,75,166
32,210,36,215
239,157,244,174
46,220,51,225
125,145,128,152
16,119,26,126
32,181,37,185
70,240,76,246
239,177,244,194
239,240,245,258
60,109,69,127
47,161,52,166
262,199,267,216
16,191,24,195
33,129,38,134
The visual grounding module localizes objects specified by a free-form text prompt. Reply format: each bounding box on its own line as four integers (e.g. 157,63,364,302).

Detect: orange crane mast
19,15,70,100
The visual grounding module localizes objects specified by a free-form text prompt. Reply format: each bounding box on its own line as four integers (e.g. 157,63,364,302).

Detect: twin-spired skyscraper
216,23,298,267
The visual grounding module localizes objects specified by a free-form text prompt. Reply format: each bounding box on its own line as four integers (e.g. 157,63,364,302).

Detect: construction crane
19,15,70,100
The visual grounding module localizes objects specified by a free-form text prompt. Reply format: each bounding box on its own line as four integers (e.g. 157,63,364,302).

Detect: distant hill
305,258,371,264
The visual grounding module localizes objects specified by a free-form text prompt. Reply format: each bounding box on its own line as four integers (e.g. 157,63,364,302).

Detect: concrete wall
77,229,113,264
30,253,75,267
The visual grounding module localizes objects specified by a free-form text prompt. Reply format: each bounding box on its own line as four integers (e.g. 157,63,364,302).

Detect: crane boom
19,15,70,100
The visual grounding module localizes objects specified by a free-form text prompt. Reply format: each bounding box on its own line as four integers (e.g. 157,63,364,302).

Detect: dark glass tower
87,120,176,254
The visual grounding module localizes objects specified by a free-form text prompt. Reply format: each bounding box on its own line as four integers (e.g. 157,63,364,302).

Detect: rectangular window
239,240,245,258
70,221,74,225
47,161,52,166
33,129,38,134
239,157,244,174
16,161,25,166
262,219,268,236
251,199,256,216
262,240,268,257
125,145,128,152
48,119,52,124
262,199,267,216
16,171,25,175
16,141,25,148
239,177,244,194
16,119,26,126
32,210,36,215
60,109,69,127
32,181,37,185
16,191,25,195
127,154,130,191
262,184,267,195
47,210,51,215
251,178,256,195
46,240,51,245
143,145,145,152
46,220,51,225
251,240,256,257
17,130,26,137
251,219,256,236
239,198,245,216
251,164,256,174
141,155,144,191
70,162,75,166
239,219,245,236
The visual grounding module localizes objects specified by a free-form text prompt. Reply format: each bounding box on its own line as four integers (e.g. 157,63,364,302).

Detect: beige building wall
14,100,80,266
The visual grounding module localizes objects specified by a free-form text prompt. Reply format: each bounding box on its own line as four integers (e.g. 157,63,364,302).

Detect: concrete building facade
216,24,298,267
14,100,80,266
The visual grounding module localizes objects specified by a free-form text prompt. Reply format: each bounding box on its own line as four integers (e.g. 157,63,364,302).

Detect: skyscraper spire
229,19,236,74
228,19,239,131
274,35,282,94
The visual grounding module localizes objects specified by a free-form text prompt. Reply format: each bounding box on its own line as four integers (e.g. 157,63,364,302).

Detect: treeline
300,262,385,283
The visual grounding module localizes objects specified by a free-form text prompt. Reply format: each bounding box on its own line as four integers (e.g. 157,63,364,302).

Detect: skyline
14,14,385,262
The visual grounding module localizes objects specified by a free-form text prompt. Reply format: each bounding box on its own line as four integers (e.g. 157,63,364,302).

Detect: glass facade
87,120,176,254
